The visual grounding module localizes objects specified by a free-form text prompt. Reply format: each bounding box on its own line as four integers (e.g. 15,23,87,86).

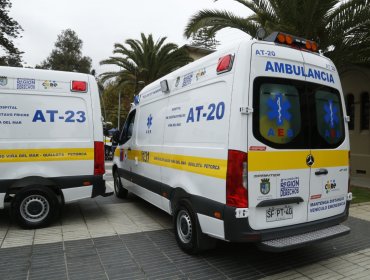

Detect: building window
360,92,369,130
346,94,355,130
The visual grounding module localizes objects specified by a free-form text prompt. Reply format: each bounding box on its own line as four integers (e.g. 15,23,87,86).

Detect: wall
340,66,370,179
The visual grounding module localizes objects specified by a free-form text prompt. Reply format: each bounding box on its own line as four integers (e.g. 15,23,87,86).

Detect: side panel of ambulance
112,46,238,253
0,67,107,228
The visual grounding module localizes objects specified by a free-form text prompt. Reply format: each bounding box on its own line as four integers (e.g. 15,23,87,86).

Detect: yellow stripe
115,148,349,177
125,149,227,179
0,148,94,163
114,148,120,157
249,150,349,171
311,150,349,168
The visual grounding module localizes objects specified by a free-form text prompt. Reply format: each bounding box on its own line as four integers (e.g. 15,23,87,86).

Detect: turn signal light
214,211,222,219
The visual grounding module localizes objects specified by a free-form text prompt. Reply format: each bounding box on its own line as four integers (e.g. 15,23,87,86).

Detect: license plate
266,205,293,222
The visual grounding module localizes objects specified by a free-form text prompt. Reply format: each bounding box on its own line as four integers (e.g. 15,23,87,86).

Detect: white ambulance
112,32,352,253
0,67,110,228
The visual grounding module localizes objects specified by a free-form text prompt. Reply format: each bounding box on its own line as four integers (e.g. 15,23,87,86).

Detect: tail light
226,150,248,208
217,54,234,74
94,141,105,175
71,81,88,92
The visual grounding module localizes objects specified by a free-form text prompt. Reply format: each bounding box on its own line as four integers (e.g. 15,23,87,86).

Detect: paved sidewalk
260,204,370,280
0,162,369,279
0,185,172,249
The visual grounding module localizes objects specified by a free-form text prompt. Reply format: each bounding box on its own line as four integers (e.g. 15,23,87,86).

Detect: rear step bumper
259,224,350,252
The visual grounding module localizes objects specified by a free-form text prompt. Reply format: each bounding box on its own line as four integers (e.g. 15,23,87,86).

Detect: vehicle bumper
223,203,350,243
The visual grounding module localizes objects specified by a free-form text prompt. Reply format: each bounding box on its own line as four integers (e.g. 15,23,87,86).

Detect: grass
351,186,370,204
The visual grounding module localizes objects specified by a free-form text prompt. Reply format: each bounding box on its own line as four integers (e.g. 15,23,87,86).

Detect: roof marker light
71,81,87,92
217,54,234,74
264,32,319,53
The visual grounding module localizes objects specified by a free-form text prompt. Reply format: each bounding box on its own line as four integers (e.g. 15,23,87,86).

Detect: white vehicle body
113,33,352,252
0,67,109,228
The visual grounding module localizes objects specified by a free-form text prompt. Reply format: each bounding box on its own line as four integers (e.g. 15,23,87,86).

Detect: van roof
139,39,247,96
0,66,91,82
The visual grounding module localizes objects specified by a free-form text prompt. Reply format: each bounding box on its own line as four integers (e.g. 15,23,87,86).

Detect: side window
120,110,136,143
360,92,369,130
346,94,355,130
253,78,306,149
313,89,344,146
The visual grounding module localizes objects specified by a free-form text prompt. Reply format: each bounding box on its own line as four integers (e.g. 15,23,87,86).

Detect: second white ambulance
113,32,352,253
0,67,110,228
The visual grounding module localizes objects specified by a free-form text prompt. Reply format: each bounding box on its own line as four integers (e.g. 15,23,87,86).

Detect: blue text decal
265,61,335,84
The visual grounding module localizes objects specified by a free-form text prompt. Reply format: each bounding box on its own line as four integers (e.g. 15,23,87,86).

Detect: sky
9,0,251,75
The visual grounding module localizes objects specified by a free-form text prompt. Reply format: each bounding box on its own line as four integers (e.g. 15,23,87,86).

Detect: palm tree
100,33,193,92
184,0,370,72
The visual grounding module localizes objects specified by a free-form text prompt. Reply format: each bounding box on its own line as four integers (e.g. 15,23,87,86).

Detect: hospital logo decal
0,76,8,86
146,114,153,134
17,78,36,90
42,80,58,89
280,177,299,197
260,178,271,195
325,180,337,194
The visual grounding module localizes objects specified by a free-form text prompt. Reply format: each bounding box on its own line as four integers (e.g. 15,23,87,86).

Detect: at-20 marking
186,102,225,123
255,49,276,57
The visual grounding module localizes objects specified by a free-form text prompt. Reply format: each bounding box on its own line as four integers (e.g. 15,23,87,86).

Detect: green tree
100,33,193,92
0,52,22,67
184,0,370,72
101,82,134,128
0,0,23,66
190,27,220,50
38,29,92,73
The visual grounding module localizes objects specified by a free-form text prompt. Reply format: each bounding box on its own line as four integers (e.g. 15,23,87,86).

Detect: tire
174,202,216,254
113,170,128,199
11,186,60,229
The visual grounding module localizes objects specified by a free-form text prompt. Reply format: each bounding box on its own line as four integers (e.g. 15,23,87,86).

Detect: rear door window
253,78,345,149
253,77,308,149
311,87,345,148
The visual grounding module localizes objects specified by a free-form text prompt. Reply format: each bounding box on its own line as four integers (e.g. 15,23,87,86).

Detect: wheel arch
6,176,63,203
169,187,191,215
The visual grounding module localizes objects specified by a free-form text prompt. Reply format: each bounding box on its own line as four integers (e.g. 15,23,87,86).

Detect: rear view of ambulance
0,67,109,228
113,32,351,253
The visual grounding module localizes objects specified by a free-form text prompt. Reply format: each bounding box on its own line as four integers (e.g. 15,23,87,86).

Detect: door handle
315,168,328,176
256,197,304,207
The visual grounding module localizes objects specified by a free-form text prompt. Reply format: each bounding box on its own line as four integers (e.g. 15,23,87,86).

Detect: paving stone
1,176,370,280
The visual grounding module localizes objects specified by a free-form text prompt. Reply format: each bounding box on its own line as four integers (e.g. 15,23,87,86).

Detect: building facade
341,66,370,180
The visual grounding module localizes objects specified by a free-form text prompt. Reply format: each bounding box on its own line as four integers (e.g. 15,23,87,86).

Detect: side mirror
112,131,121,143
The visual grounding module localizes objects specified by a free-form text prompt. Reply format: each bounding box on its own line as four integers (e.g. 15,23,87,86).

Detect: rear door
302,53,349,222
247,43,311,230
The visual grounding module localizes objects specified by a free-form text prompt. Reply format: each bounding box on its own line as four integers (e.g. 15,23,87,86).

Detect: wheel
113,170,128,199
11,186,60,229
174,202,216,254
